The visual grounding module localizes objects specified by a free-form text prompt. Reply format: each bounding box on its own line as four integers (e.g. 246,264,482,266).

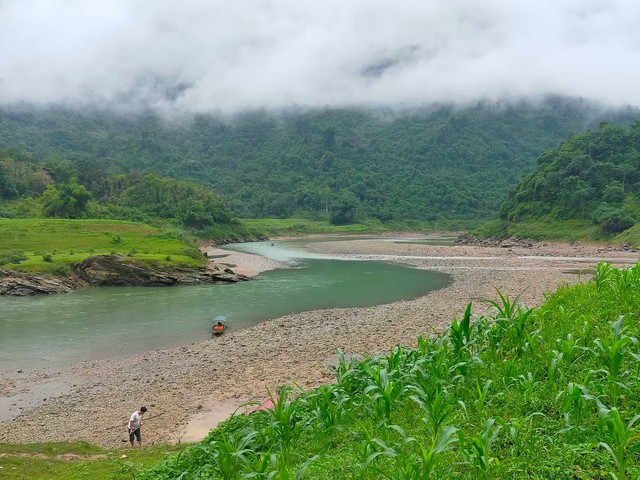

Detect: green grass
474,219,604,243
239,217,482,237
239,218,389,236
613,223,640,248
0,219,205,274
0,442,187,480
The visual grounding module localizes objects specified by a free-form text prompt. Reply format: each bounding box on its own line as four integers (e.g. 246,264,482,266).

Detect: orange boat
211,316,227,337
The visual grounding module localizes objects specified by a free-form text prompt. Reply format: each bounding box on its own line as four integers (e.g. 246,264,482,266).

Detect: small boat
211,315,227,337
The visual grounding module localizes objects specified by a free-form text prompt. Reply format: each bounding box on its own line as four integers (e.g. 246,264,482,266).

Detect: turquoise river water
0,238,451,371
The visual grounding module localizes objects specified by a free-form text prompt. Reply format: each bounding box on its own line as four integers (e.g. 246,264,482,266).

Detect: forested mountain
0,147,236,233
1,97,638,224
500,121,640,233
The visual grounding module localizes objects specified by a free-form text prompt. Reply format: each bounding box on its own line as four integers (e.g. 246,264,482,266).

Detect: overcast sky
1,0,639,113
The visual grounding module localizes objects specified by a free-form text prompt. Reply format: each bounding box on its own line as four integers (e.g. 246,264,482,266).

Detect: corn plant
390,425,459,479
334,349,362,390
204,430,258,479
474,378,494,416
361,362,404,420
409,337,463,395
459,418,502,480
596,406,640,480
300,383,351,436
450,303,475,369
408,385,457,438
241,452,319,480
595,262,616,292
555,382,594,428
511,371,541,403
263,385,304,460
547,350,564,383
556,332,581,366
355,420,404,478
240,450,275,479
592,316,638,405
483,289,537,357
384,345,417,377
483,288,527,320
496,412,544,456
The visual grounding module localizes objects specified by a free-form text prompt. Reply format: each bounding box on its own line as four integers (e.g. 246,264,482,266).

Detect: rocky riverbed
0,235,638,447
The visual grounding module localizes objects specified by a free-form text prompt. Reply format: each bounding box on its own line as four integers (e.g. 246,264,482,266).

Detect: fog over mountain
1,0,640,113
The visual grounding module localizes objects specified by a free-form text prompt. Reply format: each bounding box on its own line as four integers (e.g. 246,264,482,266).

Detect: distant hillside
1,97,638,224
500,121,640,234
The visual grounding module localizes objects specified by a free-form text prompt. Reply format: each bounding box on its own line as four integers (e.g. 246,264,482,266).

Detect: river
0,238,452,371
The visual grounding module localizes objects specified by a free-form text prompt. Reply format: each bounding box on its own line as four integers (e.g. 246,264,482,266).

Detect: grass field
239,217,478,237
0,219,205,274
0,442,187,479
474,219,609,244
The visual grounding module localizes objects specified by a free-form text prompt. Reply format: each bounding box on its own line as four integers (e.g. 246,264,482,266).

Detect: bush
593,204,636,233
42,253,54,262
0,249,28,265
51,263,70,276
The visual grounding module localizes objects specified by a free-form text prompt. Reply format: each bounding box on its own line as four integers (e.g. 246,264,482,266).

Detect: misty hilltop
1,97,638,225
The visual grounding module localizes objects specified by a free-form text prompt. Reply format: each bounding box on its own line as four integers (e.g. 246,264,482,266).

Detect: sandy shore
1,235,638,447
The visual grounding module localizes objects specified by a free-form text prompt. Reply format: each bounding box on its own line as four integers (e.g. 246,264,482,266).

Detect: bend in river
0,239,451,371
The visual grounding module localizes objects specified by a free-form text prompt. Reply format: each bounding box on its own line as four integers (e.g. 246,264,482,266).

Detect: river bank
0,235,638,447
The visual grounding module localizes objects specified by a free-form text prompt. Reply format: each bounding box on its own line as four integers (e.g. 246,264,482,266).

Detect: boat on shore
211,315,227,336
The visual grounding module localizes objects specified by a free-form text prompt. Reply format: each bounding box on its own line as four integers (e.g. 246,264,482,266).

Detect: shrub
51,263,70,276
42,253,54,262
0,249,28,265
593,205,635,234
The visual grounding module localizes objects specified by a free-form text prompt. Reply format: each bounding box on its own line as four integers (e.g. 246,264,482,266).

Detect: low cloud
1,0,639,112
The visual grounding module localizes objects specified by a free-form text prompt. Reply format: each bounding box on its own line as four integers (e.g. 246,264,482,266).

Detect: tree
330,190,359,225
41,177,92,218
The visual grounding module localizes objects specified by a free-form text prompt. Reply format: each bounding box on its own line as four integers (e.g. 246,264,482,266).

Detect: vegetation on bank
500,121,640,236
0,218,206,274
0,441,187,480
119,261,639,479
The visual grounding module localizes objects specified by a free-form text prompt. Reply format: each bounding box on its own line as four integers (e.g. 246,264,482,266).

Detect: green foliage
593,204,636,234
500,121,640,235
0,147,51,200
0,442,186,479
41,177,92,218
0,248,27,265
0,218,206,274
1,99,636,224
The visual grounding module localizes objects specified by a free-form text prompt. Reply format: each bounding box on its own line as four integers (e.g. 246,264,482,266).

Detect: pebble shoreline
0,235,638,447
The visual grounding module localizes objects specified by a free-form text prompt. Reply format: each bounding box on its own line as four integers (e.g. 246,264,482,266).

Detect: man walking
128,406,147,446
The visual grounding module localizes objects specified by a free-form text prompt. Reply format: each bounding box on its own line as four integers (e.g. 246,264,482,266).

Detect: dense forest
500,121,640,234
0,97,638,226
0,146,239,235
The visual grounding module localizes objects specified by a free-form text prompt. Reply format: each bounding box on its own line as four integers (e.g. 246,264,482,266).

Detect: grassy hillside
0,218,205,274
0,442,186,479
